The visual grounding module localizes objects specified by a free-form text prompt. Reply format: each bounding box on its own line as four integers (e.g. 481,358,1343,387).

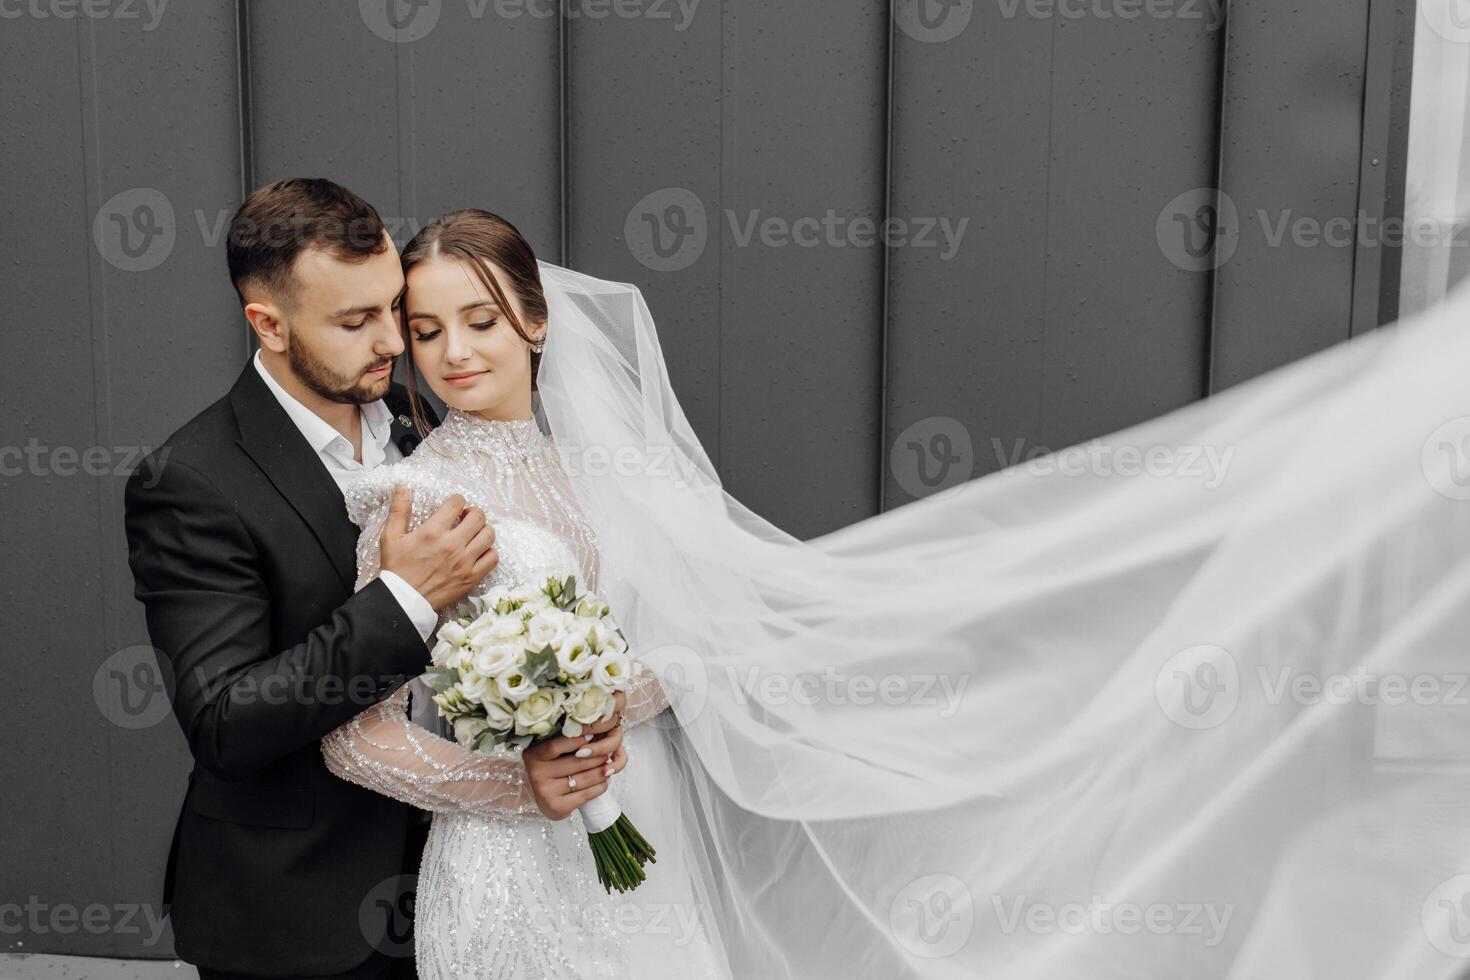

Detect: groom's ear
244,302,288,354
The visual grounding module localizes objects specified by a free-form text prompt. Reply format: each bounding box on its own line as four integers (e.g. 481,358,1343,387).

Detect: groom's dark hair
226,177,389,309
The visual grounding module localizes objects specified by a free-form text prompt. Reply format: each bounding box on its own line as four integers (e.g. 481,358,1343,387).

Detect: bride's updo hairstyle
398,209,549,434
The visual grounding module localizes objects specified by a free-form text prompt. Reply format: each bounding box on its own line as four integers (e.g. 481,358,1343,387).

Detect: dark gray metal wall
0,0,1396,960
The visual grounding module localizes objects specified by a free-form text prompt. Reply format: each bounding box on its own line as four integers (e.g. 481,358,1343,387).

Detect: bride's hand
522,692,629,821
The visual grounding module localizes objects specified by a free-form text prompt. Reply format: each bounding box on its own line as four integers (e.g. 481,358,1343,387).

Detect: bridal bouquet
420,573,657,893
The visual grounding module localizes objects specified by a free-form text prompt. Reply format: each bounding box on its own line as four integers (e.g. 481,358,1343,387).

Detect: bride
321,210,731,978
325,206,1470,979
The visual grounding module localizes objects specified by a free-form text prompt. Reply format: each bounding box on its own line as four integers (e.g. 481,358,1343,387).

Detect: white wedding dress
321,408,732,979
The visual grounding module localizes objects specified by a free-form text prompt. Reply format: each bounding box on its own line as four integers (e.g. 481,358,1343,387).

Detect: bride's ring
567,775,577,791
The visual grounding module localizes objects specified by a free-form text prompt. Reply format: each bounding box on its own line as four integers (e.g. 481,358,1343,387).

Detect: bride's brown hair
398,209,548,435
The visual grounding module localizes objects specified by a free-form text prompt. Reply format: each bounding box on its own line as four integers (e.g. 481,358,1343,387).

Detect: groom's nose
373,317,405,357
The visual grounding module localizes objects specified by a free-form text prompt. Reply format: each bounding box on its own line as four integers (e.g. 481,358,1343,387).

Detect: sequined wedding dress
321,408,730,979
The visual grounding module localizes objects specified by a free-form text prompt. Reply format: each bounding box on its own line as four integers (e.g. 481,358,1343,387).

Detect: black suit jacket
123,362,438,975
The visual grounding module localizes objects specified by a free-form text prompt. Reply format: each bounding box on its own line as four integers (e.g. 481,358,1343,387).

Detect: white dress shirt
253,350,437,642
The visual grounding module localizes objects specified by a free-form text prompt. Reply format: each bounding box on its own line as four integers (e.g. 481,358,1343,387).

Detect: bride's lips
443,369,489,386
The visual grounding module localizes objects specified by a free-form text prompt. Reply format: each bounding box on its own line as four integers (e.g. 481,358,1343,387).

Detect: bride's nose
444,325,473,364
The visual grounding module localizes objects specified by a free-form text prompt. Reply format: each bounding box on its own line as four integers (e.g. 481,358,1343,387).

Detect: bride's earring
531,332,546,354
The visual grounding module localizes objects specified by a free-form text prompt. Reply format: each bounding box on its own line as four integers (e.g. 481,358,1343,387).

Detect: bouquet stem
578,791,657,893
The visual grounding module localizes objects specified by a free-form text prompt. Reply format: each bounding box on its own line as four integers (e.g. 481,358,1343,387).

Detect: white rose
437,620,468,647
591,650,633,693
561,684,613,737
527,616,564,650
514,688,566,737
482,584,514,611
554,632,597,678
429,637,457,667
496,669,538,703
452,715,491,747
509,583,544,604
460,669,493,704
585,619,627,655
473,642,524,680
482,695,516,731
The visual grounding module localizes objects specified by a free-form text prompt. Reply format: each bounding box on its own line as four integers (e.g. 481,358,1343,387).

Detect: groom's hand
379,485,498,610
523,692,629,821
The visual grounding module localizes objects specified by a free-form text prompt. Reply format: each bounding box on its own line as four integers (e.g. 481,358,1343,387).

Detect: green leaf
420,666,457,693
523,644,560,686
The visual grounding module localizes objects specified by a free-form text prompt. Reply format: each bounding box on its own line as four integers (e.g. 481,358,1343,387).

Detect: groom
123,178,498,979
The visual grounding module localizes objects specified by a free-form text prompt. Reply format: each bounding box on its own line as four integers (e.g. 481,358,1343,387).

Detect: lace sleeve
625,662,671,727
321,683,542,817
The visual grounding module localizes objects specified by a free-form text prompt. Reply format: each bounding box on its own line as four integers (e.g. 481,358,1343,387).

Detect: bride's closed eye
412,320,496,343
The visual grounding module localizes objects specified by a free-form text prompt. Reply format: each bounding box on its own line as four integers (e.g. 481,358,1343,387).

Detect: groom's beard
286,337,394,406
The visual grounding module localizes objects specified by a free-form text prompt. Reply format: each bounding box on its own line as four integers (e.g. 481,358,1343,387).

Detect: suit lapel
230,364,360,592
385,400,426,459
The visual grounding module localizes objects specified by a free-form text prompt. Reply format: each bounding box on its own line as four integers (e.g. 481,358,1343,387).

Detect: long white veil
531,257,1470,978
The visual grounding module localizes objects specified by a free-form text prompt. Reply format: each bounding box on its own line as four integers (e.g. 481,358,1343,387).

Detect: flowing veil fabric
528,258,1470,978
